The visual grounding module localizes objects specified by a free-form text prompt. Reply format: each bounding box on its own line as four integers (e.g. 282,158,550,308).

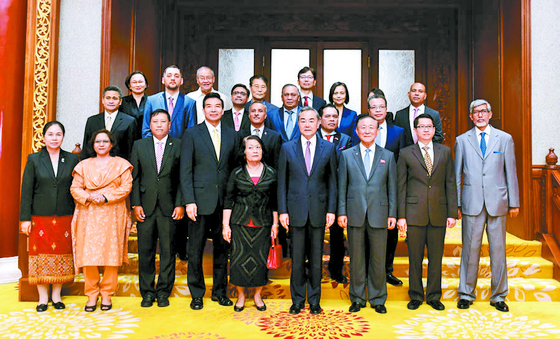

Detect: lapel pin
169,142,173,146
380,159,386,163
61,158,65,163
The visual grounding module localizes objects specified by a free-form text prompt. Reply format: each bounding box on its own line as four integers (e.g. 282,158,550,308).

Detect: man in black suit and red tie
222,84,251,132
181,92,241,310
83,85,137,160
130,109,184,308
298,67,326,110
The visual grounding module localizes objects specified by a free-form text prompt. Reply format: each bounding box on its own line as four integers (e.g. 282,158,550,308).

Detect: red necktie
326,134,332,142
304,96,309,107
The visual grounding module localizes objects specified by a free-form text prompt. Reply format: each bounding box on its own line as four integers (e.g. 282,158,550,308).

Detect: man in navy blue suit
142,65,197,139
368,93,406,287
277,106,338,315
317,103,352,284
268,84,302,142
298,67,326,111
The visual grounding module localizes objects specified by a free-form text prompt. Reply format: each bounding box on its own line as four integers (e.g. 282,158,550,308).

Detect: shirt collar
301,134,317,147
418,139,434,150
153,134,169,145
104,110,118,118
379,120,387,130
204,120,221,133
359,142,375,154
475,124,492,137
321,128,336,136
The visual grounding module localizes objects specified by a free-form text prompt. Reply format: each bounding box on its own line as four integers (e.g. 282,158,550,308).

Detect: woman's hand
271,224,278,240
21,221,32,236
87,192,105,204
222,225,231,243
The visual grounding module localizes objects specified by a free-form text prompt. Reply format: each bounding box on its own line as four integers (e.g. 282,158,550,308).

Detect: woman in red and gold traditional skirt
20,121,79,312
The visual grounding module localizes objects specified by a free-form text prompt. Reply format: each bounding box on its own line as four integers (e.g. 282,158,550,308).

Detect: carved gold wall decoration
31,0,52,152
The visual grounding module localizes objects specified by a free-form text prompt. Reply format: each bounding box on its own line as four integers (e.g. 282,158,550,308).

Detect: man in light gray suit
338,114,397,314
455,99,520,312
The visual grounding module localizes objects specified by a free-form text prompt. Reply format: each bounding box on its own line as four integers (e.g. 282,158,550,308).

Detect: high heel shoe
233,299,244,312
53,301,65,310
36,304,48,312
100,302,112,311
84,299,98,312
255,302,267,311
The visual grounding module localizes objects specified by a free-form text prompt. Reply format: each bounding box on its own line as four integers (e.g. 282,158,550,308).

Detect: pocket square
493,151,502,153
380,159,386,164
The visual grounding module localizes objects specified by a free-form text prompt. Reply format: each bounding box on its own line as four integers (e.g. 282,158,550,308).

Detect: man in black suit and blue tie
298,67,326,111
181,93,240,310
130,109,184,308
368,93,406,287
277,106,338,315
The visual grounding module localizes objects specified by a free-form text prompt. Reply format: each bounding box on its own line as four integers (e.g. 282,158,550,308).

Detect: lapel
261,128,271,142
332,131,341,147
171,94,184,124
277,108,288,141
293,139,309,176
431,143,442,174
466,128,484,159
39,149,57,183
367,145,383,182
484,129,499,159
351,145,368,180
411,144,429,173
201,124,219,163
57,151,68,181
310,138,326,176
110,112,123,132
146,137,158,173
160,137,175,173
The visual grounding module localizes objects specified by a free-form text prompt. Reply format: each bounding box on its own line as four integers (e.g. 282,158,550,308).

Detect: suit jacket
338,107,359,144
299,95,326,111
20,149,79,220
383,122,405,161
338,144,397,228
142,92,197,139
130,136,182,217
267,106,301,142
454,126,519,217
277,137,338,227
397,143,458,227
180,123,241,215
393,105,444,146
240,127,283,169
224,164,277,226
244,99,279,114
222,108,251,132
83,111,137,160
317,130,352,160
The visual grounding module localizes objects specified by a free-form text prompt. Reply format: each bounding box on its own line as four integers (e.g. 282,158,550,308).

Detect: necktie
412,108,419,143
286,110,295,137
364,148,372,180
212,129,220,160
234,112,241,131
304,96,309,107
156,141,164,173
105,115,112,130
305,140,312,175
422,145,433,175
253,128,260,137
326,134,332,142
480,132,487,157
375,126,383,146
168,97,174,118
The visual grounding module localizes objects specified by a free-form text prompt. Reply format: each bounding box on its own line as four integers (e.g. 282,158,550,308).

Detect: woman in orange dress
71,129,133,312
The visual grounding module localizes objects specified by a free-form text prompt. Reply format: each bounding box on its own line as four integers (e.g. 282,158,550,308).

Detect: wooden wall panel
133,0,163,95
108,0,133,90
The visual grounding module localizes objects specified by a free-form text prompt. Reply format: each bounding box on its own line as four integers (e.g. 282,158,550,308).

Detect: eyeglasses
416,125,434,130
198,77,213,81
299,75,314,80
232,91,247,96
472,109,490,115
370,105,386,110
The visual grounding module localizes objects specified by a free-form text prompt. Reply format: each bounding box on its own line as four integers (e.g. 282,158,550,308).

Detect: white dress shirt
359,142,375,172
475,124,492,147
301,135,317,167
104,111,117,131
417,140,434,163
409,104,425,139
321,128,336,142
153,134,169,154
376,120,388,147
204,120,222,151
187,88,233,124
251,124,264,138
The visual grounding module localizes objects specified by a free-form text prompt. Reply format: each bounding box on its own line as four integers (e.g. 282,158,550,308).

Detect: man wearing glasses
397,113,457,311
455,99,519,312
187,66,232,124
222,84,251,132
297,67,326,110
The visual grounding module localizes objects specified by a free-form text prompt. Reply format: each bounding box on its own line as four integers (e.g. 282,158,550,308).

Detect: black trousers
385,227,399,274
174,218,189,260
137,205,177,298
407,224,447,302
187,209,229,298
328,221,346,277
290,221,325,305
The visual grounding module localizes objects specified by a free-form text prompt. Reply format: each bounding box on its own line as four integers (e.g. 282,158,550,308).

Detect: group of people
20,64,519,316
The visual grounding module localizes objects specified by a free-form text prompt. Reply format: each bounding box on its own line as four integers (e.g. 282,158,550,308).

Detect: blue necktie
286,110,294,138
480,132,487,157
375,126,383,146
364,149,371,179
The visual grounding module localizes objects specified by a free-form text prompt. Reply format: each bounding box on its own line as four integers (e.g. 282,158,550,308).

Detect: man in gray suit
455,99,520,312
338,113,397,314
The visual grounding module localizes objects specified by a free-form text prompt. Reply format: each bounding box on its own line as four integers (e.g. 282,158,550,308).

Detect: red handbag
267,237,282,269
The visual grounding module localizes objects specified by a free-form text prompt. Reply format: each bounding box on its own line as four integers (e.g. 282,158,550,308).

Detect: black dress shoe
157,297,170,307
36,304,48,312
177,253,188,262
373,304,387,314
190,297,203,310
490,301,509,312
289,303,304,314
234,305,244,312
427,300,445,311
457,299,473,309
255,302,267,311
211,295,233,306
349,302,365,313
407,300,422,310
141,294,156,307
309,304,322,314
53,302,65,310
386,274,403,286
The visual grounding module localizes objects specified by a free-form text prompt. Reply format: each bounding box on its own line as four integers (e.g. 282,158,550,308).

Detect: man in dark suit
222,84,251,132
317,103,351,284
245,75,279,114
240,101,282,170
277,106,338,315
367,93,406,287
397,113,458,311
338,114,397,314
298,67,326,110
130,109,184,308
83,85,137,160
393,82,443,147
180,92,240,310
267,84,301,142
142,65,197,140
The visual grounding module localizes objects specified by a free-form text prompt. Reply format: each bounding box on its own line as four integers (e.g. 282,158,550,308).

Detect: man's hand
222,225,231,243
279,213,289,232
338,215,348,229
186,203,197,221
509,208,520,218
387,217,396,230
134,206,146,222
397,218,407,233
458,207,462,220
172,206,185,220
325,213,335,229
447,218,457,228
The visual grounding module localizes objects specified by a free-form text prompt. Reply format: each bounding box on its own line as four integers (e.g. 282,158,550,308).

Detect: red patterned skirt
28,215,75,285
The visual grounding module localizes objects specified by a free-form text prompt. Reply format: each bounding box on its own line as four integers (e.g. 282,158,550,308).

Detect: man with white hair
187,66,232,124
